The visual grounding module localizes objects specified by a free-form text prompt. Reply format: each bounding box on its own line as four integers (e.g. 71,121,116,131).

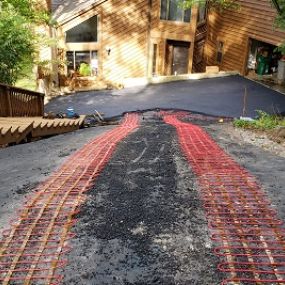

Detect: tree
0,0,50,85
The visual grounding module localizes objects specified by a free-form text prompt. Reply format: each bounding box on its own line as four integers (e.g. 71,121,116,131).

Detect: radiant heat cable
163,112,285,285
0,113,139,285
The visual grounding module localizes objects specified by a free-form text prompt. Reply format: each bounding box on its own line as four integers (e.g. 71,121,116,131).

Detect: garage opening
246,38,285,91
247,38,281,76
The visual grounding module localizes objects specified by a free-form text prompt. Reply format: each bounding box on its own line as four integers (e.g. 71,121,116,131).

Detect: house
205,0,285,76
47,0,207,86
45,0,284,87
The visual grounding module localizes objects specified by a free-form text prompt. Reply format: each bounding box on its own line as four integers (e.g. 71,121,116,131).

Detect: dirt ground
0,111,284,284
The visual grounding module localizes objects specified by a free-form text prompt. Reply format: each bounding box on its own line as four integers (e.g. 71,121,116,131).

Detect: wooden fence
0,84,44,117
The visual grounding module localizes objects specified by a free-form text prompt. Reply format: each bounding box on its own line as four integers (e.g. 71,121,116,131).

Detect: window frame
160,0,191,23
66,50,98,75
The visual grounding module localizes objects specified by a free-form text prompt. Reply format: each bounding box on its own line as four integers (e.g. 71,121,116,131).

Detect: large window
66,15,98,43
160,0,191,23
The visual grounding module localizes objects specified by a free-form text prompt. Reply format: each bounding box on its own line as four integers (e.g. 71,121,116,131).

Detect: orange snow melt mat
163,112,285,285
0,113,139,285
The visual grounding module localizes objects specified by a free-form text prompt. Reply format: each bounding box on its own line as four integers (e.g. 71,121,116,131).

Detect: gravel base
62,113,223,285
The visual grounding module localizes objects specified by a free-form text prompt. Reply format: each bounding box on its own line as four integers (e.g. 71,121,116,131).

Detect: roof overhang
53,0,107,27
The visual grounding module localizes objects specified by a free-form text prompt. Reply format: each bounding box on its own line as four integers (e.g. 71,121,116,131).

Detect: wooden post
38,96,44,117
5,86,13,117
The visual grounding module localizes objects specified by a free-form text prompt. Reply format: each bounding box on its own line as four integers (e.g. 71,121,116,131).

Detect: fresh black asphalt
46,75,285,118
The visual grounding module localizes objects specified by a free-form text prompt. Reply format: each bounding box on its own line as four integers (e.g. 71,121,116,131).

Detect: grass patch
15,72,37,91
234,111,285,130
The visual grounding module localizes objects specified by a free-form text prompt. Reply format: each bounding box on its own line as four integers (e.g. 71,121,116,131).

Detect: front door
172,45,190,75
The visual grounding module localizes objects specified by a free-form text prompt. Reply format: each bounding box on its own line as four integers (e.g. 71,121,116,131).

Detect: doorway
166,40,190,75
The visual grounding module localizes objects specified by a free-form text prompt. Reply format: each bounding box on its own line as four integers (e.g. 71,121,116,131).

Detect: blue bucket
67,107,75,118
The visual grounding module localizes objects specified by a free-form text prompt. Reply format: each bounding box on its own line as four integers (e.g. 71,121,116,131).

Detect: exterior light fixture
106,47,111,55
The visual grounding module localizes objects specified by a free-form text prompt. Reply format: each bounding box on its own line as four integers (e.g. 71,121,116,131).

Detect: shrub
79,63,91,77
234,110,285,130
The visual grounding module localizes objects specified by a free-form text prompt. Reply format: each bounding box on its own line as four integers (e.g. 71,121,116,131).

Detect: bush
79,63,91,77
234,110,285,130
0,7,35,84
0,0,51,85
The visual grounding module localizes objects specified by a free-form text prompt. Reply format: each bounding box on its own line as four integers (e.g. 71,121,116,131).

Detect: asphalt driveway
46,75,285,118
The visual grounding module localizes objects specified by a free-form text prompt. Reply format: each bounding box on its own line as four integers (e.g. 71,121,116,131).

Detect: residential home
45,0,285,87
47,0,207,86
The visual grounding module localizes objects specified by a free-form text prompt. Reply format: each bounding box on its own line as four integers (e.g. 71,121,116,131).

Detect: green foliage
180,0,239,10
79,63,91,77
0,5,35,84
234,110,285,130
0,0,52,85
273,0,285,54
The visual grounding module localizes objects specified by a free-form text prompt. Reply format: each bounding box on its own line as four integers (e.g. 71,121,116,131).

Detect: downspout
146,0,152,80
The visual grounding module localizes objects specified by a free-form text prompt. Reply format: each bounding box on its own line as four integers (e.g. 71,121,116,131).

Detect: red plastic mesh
163,112,285,285
0,113,139,285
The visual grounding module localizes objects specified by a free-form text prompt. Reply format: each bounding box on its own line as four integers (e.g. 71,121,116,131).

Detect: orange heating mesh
163,112,285,285
0,113,139,285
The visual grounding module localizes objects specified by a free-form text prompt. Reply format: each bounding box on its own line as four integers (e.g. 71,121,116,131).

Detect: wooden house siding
101,0,149,81
57,0,200,82
59,0,149,82
150,0,198,75
205,0,285,74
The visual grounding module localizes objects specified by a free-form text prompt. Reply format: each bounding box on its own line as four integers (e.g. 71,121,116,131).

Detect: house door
172,45,190,75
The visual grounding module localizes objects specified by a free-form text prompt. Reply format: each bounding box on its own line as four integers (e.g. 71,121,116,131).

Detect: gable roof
272,0,284,14
53,0,106,26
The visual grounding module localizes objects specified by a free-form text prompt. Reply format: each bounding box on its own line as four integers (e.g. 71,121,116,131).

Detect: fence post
38,96,44,117
5,86,13,117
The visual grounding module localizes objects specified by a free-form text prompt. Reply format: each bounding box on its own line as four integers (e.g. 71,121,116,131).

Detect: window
160,0,191,23
66,16,98,43
197,4,206,23
216,41,224,64
152,44,158,76
66,51,98,75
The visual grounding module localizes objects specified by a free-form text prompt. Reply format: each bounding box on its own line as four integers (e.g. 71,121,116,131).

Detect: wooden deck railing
0,84,45,117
